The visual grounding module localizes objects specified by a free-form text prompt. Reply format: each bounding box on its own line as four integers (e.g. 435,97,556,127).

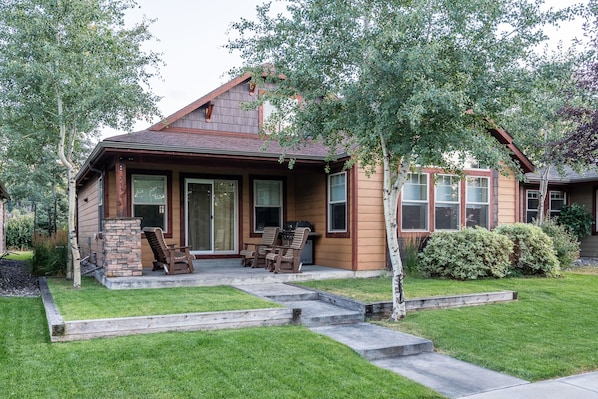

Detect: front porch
94,258,385,290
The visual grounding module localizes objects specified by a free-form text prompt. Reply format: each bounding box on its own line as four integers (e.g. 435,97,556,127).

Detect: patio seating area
94,258,384,290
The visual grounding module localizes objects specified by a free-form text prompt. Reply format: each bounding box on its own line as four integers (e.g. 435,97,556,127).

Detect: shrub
494,223,560,277
400,234,425,276
5,213,34,251
539,218,579,269
419,227,513,280
31,230,68,276
557,204,593,240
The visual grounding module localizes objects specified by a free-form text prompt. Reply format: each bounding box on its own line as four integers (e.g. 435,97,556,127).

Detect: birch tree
228,0,579,320
0,0,161,287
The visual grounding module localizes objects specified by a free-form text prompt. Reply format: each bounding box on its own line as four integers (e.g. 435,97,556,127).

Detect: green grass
3,250,33,262
302,272,598,381
47,277,282,320
0,297,442,398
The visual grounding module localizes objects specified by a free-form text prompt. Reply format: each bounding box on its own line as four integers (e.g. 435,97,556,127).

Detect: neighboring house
0,180,9,255
76,72,534,274
524,166,598,257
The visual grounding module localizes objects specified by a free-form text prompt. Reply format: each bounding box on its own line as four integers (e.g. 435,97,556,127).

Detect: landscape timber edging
39,277,299,342
287,283,518,317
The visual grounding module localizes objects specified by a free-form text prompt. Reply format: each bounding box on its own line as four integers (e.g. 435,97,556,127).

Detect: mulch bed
0,258,40,297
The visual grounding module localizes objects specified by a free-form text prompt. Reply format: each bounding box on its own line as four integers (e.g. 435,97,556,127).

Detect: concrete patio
94,258,385,290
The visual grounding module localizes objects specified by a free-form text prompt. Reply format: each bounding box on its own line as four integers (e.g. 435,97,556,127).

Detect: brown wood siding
77,178,104,266
355,166,386,270
497,171,518,225
171,83,259,134
570,184,598,257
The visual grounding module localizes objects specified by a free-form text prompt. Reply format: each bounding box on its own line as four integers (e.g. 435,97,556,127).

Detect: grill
281,221,315,265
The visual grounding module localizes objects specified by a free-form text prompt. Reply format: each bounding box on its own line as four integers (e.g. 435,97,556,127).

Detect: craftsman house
76,72,534,276
523,167,598,257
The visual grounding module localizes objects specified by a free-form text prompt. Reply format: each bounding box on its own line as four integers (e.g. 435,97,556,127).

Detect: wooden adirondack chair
265,227,310,274
143,227,194,275
239,226,280,268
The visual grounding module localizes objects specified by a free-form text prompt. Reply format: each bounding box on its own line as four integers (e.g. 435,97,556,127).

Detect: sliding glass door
185,179,238,254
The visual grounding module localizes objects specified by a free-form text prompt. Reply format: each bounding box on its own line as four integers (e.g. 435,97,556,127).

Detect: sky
103,0,589,139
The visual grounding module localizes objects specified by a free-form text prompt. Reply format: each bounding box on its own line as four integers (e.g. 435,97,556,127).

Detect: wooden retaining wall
40,278,299,342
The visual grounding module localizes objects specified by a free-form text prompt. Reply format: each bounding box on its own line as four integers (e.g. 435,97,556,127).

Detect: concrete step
372,352,527,399
234,283,319,302
283,300,365,327
310,322,433,360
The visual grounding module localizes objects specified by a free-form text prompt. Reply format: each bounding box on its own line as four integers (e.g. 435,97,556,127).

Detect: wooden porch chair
142,227,194,275
239,226,280,268
265,227,310,274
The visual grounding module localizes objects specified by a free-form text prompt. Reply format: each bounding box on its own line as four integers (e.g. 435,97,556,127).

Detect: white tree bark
380,133,411,321
536,165,551,225
57,96,81,288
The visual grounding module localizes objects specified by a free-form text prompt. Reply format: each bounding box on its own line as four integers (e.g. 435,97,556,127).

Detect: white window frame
434,174,460,231
549,190,566,217
465,176,489,228
253,179,283,233
401,173,429,231
328,172,347,233
132,174,168,231
526,189,540,223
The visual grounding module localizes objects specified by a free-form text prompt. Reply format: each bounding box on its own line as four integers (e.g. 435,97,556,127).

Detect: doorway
185,179,238,255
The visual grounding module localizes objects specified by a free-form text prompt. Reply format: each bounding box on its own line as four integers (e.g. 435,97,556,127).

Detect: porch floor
95,258,385,290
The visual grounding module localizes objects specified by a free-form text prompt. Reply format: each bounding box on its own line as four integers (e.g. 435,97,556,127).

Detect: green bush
557,204,593,240
5,213,34,250
494,223,560,277
540,218,579,269
400,234,425,276
31,230,68,276
419,227,513,280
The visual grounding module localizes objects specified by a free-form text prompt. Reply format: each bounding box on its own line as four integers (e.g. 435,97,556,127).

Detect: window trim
434,174,460,231
549,190,566,217
526,189,540,223
465,176,490,228
128,170,172,237
401,172,430,232
327,171,348,233
250,176,285,235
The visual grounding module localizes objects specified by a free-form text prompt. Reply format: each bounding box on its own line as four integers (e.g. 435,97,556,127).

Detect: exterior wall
496,171,519,225
171,83,259,134
355,166,386,271
77,177,104,266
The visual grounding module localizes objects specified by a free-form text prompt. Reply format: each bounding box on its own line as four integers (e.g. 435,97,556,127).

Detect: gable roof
526,165,598,184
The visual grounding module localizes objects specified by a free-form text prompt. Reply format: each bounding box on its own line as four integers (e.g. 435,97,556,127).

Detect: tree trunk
536,165,551,225
56,95,81,288
380,133,411,321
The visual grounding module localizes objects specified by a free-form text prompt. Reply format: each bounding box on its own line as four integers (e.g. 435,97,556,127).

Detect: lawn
0,297,441,398
46,277,282,320
299,271,598,381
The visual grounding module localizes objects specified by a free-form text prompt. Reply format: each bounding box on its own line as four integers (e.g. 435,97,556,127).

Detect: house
523,166,598,257
0,180,9,255
76,73,534,276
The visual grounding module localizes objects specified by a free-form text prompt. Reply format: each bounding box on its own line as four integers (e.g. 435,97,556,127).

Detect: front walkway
94,259,384,289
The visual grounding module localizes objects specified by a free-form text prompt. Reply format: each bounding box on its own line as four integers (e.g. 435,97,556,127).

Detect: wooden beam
116,158,128,217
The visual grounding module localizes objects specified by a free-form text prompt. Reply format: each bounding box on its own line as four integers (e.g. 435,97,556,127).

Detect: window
328,172,347,232
549,191,566,218
526,190,539,223
132,175,167,230
254,179,283,232
260,97,298,134
435,175,460,230
466,177,489,228
401,173,429,231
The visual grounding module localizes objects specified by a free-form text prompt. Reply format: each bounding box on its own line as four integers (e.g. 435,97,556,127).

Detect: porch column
116,158,128,217
102,217,142,277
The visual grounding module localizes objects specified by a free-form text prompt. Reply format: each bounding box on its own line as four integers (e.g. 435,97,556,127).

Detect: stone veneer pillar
102,217,142,277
